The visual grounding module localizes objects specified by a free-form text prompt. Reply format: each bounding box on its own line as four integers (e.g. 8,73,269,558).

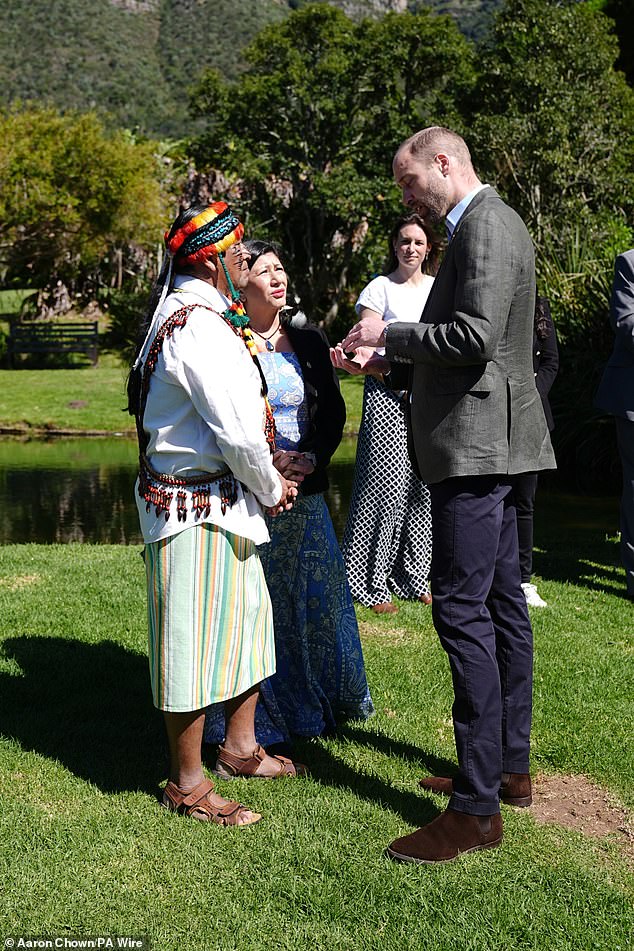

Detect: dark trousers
429,476,534,816
513,471,539,584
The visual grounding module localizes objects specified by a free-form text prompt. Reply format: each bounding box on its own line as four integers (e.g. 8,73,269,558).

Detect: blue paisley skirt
204,493,374,745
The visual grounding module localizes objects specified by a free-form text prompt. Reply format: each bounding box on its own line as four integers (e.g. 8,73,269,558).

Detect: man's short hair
403,126,472,169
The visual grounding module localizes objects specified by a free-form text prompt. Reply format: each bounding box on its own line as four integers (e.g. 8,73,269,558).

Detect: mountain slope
0,0,500,136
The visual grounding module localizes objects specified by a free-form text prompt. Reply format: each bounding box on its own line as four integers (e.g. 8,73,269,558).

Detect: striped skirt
145,522,275,712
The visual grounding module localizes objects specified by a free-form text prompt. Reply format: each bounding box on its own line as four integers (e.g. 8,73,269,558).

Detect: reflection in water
0,437,621,550
0,437,356,545
0,466,141,544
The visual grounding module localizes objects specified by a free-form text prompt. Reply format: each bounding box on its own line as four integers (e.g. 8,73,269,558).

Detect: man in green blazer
344,127,555,864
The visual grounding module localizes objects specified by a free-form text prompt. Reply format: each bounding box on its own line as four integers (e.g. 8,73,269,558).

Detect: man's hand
341,313,386,351
330,344,389,378
266,474,298,517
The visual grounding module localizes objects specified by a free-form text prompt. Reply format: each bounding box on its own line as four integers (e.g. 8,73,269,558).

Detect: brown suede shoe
371,602,398,615
418,772,532,807
418,776,454,796
499,772,532,807
386,808,503,864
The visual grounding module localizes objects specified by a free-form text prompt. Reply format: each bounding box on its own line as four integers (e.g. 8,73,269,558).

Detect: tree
189,3,475,331
466,0,634,254
585,0,633,84
0,105,170,301
463,0,634,486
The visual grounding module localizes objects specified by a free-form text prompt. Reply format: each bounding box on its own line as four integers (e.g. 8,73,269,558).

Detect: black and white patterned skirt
342,375,432,606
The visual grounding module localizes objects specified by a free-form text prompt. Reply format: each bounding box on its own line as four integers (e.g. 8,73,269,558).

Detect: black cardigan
279,317,346,496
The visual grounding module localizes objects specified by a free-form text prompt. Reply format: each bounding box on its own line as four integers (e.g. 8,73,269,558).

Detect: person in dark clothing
515,297,559,608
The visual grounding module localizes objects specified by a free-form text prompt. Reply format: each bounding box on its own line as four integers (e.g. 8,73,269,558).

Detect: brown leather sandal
161,777,262,826
213,743,308,779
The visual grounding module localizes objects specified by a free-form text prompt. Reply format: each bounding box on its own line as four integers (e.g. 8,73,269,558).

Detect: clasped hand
273,449,315,482
266,449,317,517
266,472,299,517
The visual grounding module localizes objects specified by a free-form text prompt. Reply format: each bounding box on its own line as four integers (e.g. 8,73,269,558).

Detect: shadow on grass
207,722,453,828
337,723,456,775
288,732,445,828
1,635,447,826
532,484,624,595
0,635,165,794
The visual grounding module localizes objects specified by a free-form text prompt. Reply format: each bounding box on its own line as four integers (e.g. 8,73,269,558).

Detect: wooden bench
8,320,99,367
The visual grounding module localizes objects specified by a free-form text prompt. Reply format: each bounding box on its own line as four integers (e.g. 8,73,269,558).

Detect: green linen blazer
385,187,556,485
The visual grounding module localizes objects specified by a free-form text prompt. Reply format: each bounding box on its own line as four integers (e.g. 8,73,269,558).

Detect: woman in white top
332,212,440,614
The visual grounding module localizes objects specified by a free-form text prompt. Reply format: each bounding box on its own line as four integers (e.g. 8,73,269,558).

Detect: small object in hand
344,350,359,363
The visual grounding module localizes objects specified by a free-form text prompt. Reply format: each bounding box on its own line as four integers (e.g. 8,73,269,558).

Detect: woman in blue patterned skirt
205,240,373,750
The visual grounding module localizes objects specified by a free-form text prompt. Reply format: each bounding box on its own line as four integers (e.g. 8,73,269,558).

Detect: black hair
243,238,283,270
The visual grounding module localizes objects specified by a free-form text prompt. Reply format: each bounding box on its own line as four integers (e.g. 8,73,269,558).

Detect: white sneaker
521,582,547,607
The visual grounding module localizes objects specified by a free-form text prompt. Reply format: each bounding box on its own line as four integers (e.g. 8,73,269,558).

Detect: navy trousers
513,471,539,584
429,476,534,816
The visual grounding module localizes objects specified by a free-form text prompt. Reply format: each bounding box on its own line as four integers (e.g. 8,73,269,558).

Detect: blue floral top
259,351,309,451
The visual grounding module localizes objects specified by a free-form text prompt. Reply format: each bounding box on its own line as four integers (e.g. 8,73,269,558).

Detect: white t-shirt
136,275,282,545
355,274,434,353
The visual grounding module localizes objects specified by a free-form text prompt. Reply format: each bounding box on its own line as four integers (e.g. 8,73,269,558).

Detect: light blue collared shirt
445,184,488,241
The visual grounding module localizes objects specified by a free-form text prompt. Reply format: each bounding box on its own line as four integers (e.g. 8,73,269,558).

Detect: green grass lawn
0,365,132,434
0,366,364,436
0,361,632,948
0,535,632,950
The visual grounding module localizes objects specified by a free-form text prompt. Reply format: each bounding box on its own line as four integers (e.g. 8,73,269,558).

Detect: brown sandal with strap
213,743,308,779
161,777,262,825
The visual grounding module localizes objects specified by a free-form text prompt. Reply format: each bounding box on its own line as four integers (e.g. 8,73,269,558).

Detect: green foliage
534,222,633,490
467,0,634,247
411,0,504,40
0,1,508,139
0,0,290,137
0,105,169,297
0,0,179,135
101,285,152,364
190,3,475,328
588,0,634,83
462,0,634,487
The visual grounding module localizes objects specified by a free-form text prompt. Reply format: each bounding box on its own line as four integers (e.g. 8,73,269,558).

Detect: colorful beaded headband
165,202,244,264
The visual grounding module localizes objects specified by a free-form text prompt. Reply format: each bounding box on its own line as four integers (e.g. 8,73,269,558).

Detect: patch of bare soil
531,773,633,858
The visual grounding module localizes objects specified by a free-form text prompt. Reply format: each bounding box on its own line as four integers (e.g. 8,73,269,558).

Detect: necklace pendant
265,340,275,351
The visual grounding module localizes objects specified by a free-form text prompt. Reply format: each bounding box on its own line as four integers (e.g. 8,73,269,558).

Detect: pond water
0,436,358,545
0,435,620,548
